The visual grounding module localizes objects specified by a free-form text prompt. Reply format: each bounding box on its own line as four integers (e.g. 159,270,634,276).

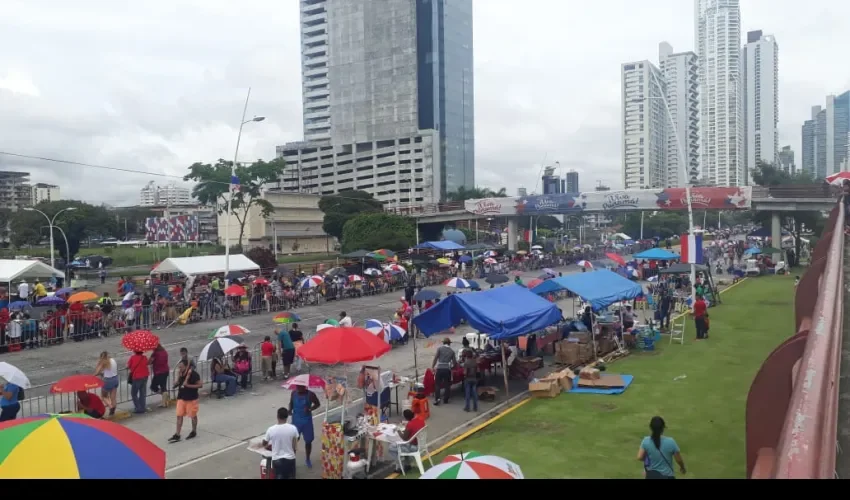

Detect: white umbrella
0,362,32,389
198,336,244,361
123,292,135,302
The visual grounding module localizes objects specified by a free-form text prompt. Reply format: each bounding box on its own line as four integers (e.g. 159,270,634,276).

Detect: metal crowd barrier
745,199,845,479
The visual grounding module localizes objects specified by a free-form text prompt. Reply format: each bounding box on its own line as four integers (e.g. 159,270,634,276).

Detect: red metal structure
746,200,844,479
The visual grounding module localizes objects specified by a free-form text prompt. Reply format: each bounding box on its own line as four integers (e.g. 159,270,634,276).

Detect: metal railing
746,199,844,479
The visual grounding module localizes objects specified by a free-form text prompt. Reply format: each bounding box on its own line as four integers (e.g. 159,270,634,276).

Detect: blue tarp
412,285,562,340
530,270,644,311
414,241,466,251
633,248,680,260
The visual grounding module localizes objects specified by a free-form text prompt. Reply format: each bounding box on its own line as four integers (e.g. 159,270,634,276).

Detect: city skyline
0,0,848,203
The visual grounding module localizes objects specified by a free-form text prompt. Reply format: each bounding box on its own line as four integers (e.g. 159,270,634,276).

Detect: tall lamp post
41,225,70,274
24,207,77,270
224,87,265,285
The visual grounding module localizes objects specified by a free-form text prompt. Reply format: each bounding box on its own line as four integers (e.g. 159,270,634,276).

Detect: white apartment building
139,181,192,207
300,0,331,143
659,42,700,187
31,183,60,205
695,0,743,186
742,30,779,183
621,60,668,190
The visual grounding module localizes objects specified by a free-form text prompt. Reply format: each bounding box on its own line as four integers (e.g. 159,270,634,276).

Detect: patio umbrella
54,287,74,297
8,301,31,311
372,249,396,258
299,276,324,289
273,312,301,324
444,278,473,289
484,274,509,285
224,285,246,297
297,327,391,364
36,296,65,307
365,252,387,262
198,336,244,361
419,452,524,480
67,291,98,304
0,362,31,389
253,278,270,286
325,267,348,277
281,374,326,393
348,274,364,283
208,324,250,339
413,289,440,301
122,330,160,352
363,268,382,277
605,253,627,266
0,413,166,479
576,260,593,269
50,375,104,394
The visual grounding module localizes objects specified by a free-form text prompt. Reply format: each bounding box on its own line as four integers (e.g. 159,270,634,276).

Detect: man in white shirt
262,407,299,479
338,311,353,327
17,280,29,302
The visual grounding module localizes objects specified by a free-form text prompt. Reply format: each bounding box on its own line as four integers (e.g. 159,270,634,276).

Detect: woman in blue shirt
637,416,687,479
0,382,21,421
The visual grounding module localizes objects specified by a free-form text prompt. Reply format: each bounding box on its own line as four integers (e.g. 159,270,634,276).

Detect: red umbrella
253,278,270,286
297,327,391,364
605,253,626,266
224,285,246,297
122,330,161,352
826,172,850,185
50,374,104,394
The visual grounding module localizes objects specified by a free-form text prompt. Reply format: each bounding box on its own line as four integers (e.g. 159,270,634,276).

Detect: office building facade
658,42,699,187
695,0,743,186
31,183,60,205
778,145,795,175
565,170,579,193
541,166,564,194
0,171,32,211
139,181,192,207
742,30,779,184
801,92,850,177
621,60,667,190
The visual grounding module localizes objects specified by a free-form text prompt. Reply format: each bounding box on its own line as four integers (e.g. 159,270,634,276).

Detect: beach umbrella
224,285,246,297
484,274,509,285
50,375,103,394
348,274,364,283
297,327,391,364
54,287,74,297
537,274,552,281
468,280,481,290
316,323,334,333
444,278,473,289
436,258,451,265
483,250,498,258
363,268,382,277
825,172,850,185
372,249,396,258
419,452,523,480
273,312,301,324
0,414,166,479
365,252,387,262
647,275,659,282
198,336,244,361
385,323,406,341
364,319,385,337
8,301,31,311
299,276,324,289
516,250,528,255
0,362,31,388
541,268,556,276
36,296,65,307
281,374,326,393
121,330,160,352
67,291,98,304
576,260,593,269
744,247,761,255
208,324,250,339
325,267,348,277
413,289,440,301
605,253,627,266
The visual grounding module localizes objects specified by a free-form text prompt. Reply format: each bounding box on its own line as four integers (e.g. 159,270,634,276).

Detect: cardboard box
579,367,601,380
554,342,580,365
545,369,576,391
529,379,560,398
577,374,626,389
571,332,591,344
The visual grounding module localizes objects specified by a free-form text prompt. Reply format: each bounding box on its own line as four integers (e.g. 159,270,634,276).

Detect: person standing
16,279,29,303
127,350,150,414
637,416,686,479
149,344,170,407
169,360,202,443
431,338,457,406
692,294,708,340
462,348,479,412
288,384,320,469
260,335,277,381
289,324,304,373
94,351,119,417
278,328,295,379
262,407,299,479
0,380,22,421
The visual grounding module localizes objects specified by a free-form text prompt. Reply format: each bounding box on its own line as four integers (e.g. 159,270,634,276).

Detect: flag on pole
680,233,704,264
230,174,241,193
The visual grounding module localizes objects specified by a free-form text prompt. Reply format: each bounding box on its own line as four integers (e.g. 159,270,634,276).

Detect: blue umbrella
55,287,74,297
9,301,30,311
458,255,473,263
468,280,481,290
36,296,66,306
413,289,440,301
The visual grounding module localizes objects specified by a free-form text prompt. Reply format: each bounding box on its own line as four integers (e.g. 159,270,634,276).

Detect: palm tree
446,186,508,202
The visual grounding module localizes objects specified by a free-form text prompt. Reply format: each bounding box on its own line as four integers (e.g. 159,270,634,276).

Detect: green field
418,275,795,479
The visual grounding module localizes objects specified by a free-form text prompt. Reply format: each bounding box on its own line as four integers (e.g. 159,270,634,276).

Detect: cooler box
260,459,275,479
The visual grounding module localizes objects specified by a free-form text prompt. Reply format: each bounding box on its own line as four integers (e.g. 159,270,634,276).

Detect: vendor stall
633,248,680,260
657,263,721,305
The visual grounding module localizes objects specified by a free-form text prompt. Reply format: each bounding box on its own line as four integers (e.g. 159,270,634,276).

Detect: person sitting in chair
389,409,426,473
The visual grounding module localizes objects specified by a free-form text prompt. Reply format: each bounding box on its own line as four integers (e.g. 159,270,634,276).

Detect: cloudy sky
1,0,848,204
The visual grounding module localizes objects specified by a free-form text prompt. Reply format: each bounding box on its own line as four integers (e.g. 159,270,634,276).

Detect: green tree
10,201,117,260
245,246,278,270
340,213,416,253
445,187,508,202
112,206,158,238
183,158,286,249
318,190,384,240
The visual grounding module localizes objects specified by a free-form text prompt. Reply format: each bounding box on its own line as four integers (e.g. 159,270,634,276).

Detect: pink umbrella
281,374,327,393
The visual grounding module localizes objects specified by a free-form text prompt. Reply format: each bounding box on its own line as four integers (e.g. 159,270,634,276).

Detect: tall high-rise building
801,92,850,177
778,146,795,175
32,183,60,205
139,181,191,207
658,42,699,187
0,171,32,211
565,170,579,193
742,30,779,183
621,60,667,190
541,166,562,194
695,0,743,186
278,0,475,206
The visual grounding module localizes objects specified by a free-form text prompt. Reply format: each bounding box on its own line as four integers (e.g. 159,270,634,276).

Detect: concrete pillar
507,217,518,251
771,212,782,261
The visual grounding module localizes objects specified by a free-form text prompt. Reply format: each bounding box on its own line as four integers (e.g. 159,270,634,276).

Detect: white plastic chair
396,426,433,476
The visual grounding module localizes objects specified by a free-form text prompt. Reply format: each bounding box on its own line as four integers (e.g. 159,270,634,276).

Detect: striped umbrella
419,452,523,479
208,324,250,339
576,260,594,269
299,276,324,289
348,274,364,282
198,336,244,361
483,258,497,265
444,277,472,289
363,268,382,277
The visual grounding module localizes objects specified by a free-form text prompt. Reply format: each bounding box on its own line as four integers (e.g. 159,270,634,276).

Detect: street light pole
42,225,70,274
224,88,265,285
24,207,77,269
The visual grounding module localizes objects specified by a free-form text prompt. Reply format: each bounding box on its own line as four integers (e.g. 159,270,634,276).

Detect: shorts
176,399,199,418
102,376,119,391
281,349,296,366
272,458,296,479
150,373,169,393
293,418,314,443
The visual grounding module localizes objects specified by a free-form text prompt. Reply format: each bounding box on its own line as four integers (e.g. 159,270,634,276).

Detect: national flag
680,233,703,264
230,174,241,193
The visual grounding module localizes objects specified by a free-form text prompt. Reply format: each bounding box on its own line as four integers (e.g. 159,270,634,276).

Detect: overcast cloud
0,0,848,204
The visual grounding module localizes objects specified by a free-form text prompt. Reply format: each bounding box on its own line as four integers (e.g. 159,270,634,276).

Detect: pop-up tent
413,241,466,251
150,254,260,276
633,248,680,260
412,285,562,340
532,270,643,311
0,259,65,283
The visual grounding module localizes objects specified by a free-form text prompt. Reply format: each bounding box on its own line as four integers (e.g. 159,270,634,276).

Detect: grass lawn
418,275,796,479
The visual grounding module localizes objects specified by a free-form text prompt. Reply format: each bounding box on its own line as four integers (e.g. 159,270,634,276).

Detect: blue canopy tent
633,248,680,260
413,241,466,251
529,270,644,312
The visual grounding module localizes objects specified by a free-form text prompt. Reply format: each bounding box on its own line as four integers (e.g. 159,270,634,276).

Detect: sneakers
305,458,312,469
186,431,197,440
168,434,181,443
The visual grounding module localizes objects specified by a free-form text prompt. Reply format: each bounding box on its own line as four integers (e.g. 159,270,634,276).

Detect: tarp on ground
658,263,710,274
633,248,680,260
412,285,562,340
413,241,466,251
0,259,65,282
151,254,260,276
531,270,643,311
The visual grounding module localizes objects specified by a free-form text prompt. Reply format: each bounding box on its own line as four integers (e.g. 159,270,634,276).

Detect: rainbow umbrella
273,312,301,324
0,414,165,479
419,452,523,479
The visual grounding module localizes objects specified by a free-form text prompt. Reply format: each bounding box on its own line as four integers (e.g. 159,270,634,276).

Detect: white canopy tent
150,254,261,276
0,260,65,283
